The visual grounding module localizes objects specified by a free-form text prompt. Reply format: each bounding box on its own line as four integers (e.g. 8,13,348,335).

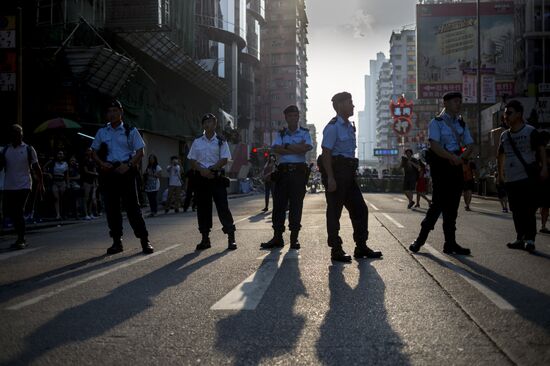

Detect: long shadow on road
214,250,306,365
316,261,410,365
2,250,229,366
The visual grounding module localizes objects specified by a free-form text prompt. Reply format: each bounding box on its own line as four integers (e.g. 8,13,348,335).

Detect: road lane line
212,251,297,310
6,244,181,310
393,198,406,203
382,213,405,228
366,201,379,211
5,213,263,310
0,247,41,262
424,244,515,311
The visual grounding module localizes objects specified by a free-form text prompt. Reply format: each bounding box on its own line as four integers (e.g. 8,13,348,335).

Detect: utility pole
476,0,482,159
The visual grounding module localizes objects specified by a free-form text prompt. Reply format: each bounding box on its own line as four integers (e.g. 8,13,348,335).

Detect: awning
118,32,229,101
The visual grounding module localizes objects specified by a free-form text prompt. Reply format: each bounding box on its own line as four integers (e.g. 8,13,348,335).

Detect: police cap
331,92,352,104
201,113,217,123
108,99,123,109
442,91,462,102
283,105,299,114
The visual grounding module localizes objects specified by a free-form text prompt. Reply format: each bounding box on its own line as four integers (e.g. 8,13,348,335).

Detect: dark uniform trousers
505,178,538,241
419,159,463,243
272,163,307,233
101,169,148,240
195,176,235,234
324,159,369,247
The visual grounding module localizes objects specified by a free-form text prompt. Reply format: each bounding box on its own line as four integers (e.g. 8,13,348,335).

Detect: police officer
261,105,312,250
91,100,154,255
187,113,237,251
409,91,474,255
320,92,382,262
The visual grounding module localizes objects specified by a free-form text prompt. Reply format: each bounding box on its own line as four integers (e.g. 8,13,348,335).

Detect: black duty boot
140,237,154,254
196,234,211,251
409,240,424,253
107,238,123,254
10,238,26,250
354,244,382,259
409,228,429,253
290,231,300,250
227,232,237,250
261,232,284,249
331,246,352,262
443,242,471,255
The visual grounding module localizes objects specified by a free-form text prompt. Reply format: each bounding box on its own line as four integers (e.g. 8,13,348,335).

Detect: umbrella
34,118,82,133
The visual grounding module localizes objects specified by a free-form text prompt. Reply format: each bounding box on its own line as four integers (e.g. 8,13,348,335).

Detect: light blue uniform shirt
272,127,312,164
428,112,474,152
321,116,356,158
91,122,145,162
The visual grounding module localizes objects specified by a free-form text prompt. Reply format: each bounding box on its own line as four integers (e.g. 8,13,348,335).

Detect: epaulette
299,126,309,131
328,117,338,124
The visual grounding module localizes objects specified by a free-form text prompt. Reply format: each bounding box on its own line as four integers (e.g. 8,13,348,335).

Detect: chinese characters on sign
0,15,16,92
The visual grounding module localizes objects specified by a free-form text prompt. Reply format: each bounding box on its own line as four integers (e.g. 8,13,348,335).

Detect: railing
195,14,246,40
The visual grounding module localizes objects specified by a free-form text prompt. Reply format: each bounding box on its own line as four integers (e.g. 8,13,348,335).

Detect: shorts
463,179,475,192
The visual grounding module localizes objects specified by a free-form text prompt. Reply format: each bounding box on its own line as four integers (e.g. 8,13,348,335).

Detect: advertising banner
417,2,515,99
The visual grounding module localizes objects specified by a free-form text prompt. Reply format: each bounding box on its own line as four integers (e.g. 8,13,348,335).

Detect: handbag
506,131,540,181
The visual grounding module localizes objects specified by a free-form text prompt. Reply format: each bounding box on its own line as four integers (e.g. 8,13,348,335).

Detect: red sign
389,95,414,136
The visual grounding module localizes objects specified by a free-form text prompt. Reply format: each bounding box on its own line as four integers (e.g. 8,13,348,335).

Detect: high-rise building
359,52,387,164
257,0,308,147
376,61,396,167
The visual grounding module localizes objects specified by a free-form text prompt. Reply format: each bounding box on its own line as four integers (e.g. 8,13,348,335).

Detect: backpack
0,144,34,172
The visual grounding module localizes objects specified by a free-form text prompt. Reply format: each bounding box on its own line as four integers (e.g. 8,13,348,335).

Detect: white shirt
3,143,38,190
187,133,231,169
167,164,182,187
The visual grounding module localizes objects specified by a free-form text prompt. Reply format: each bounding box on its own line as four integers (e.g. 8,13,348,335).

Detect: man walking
1,124,44,249
91,100,154,255
261,105,312,250
188,113,237,251
409,92,474,255
498,100,548,252
320,92,382,262
401,149,419,209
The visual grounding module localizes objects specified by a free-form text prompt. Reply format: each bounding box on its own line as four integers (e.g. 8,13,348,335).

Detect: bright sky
306,0,417,150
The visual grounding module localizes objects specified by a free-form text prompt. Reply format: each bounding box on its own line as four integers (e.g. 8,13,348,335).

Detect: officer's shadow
3,250,228,366
214,250,306,365
316,261,410,365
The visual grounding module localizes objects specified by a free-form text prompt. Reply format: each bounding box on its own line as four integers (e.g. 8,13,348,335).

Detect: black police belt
106,160,130,168
277,163,308,173
332,155,359,169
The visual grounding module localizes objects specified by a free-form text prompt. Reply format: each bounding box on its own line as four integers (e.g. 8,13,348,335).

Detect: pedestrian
0,124,44,249
45,150,68,220
143,154,162,217
91,99,154,254
67,155,82,219
261,154,277,212
539,131,550,234
409,91,475,255
261,105,312,249
415,160,432,208
498,100,548,252
187,113,237,250
319,92,382,262
462,158,477,211
81,148,99,220
401,148,419,209
182,168,197,212
494,171,509,213
165,156,182,214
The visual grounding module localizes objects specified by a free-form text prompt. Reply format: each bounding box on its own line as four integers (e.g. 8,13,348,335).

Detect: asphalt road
0,193,549,365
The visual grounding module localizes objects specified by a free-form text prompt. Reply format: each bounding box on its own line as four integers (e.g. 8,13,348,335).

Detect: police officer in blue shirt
409,91,474,255
261,105,312,249
91,100,154,255
320,92,382,262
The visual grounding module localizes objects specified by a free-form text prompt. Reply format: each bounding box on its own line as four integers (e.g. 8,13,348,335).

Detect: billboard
417,2,515,99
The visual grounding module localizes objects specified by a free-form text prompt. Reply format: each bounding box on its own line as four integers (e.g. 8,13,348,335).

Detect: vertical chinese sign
0,14,17,130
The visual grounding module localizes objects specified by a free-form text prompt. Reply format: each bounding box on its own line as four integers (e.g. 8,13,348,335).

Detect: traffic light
250,147,259,165
264,151,269,158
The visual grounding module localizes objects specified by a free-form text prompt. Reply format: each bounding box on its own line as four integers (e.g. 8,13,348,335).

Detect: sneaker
10,239,26,250
465,206,472,211
414,203,420,208
506,240,524,250
84,215,92,220
524,240,535,253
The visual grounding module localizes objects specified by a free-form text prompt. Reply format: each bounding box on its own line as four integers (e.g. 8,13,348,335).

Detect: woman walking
144,154,162,217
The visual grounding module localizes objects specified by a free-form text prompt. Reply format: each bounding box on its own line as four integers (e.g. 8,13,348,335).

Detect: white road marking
0,247,41,262
6,244,181,310
382,213,405,228
393,197,406,203
212,251,298,310
366,201,379,211
5,213,259,310
424,244,515,311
